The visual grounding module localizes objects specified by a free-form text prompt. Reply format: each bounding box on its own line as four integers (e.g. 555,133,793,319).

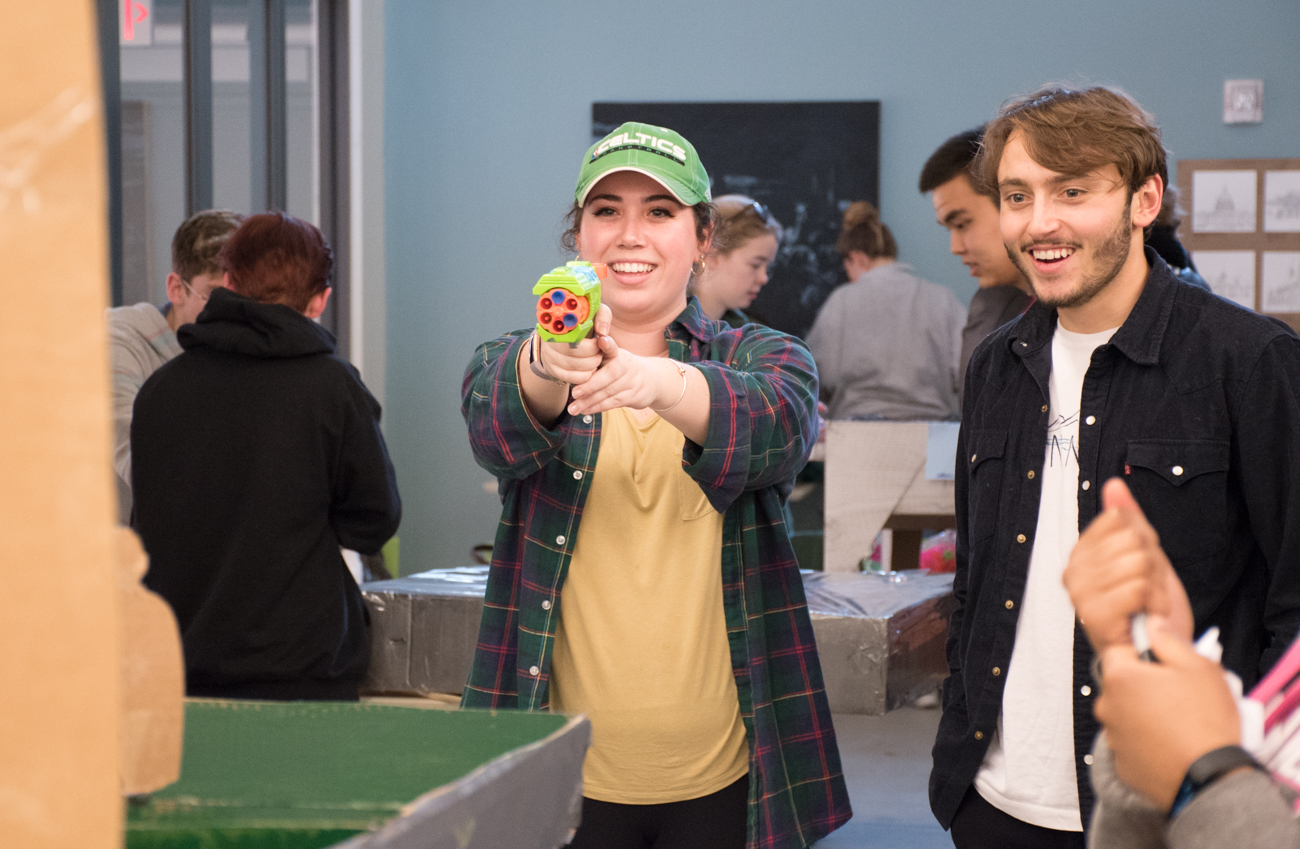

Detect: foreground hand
536,304,612,386
1064,478,1193,651
1095,619,1240,810
566,332,685,416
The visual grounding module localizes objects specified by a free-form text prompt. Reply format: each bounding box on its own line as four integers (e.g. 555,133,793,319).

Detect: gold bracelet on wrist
651,360,688,412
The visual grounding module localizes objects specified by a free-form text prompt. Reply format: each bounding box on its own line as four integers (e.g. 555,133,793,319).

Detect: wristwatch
1168,745,1266,818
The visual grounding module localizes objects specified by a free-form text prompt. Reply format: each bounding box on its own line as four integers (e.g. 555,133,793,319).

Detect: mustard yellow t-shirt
549,407,750,804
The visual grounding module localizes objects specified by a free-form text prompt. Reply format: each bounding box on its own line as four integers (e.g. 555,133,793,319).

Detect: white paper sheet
1193,170,1257,233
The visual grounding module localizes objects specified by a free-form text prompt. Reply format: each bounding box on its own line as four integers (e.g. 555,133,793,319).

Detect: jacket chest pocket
967,430,1008,544
1125,439,1231,566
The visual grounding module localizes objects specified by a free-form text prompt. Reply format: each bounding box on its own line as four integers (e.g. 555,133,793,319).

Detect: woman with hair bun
807,200,966,421
691,194,782,327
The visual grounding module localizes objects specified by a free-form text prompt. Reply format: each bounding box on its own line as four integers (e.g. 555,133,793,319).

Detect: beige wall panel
0,3,123,848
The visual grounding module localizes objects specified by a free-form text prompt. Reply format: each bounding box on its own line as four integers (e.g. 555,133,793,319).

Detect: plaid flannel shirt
460,298,851,849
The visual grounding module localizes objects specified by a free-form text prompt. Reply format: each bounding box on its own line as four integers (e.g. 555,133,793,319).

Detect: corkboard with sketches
1177,157,1300,333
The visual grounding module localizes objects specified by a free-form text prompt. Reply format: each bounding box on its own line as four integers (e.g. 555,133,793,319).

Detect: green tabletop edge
125,700,568,849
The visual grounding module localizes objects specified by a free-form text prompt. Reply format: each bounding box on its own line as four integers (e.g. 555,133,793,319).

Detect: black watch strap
1187,745,1261,787
1170,745,1264,818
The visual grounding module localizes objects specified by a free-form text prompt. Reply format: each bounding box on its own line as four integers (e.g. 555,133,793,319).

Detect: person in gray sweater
1064,478,1299,848
806,201,965,421
107,209,242,522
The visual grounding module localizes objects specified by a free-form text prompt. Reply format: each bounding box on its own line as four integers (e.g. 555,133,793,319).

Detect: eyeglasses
181,279,217,301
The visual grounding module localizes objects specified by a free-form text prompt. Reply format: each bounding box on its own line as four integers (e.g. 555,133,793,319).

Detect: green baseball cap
575,122,711,207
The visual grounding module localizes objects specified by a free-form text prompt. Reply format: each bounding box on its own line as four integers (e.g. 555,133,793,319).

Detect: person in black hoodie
131,211,400,701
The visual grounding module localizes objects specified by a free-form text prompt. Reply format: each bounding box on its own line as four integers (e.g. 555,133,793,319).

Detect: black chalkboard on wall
592,101,880,339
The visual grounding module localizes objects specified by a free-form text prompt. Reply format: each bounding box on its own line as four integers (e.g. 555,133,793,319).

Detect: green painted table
126,700,589,849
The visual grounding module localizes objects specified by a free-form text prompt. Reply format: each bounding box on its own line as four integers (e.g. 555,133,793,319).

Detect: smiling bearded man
927,86,1300,849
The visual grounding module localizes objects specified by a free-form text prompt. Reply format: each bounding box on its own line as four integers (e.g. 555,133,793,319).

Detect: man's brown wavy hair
974,86,1167,201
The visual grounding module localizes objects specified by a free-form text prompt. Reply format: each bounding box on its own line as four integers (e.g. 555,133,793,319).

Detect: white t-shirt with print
973,321,1118,831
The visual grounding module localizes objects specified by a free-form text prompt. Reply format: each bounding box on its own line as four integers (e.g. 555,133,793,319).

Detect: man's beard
1008,200,1133,309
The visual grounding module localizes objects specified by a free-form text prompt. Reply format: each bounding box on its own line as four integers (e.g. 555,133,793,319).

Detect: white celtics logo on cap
591,131,687,164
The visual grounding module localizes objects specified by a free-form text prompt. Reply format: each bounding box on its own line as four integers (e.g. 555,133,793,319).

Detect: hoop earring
692,256,708,276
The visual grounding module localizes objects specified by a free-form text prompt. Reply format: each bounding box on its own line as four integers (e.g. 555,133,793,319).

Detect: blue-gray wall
384,0,1300,573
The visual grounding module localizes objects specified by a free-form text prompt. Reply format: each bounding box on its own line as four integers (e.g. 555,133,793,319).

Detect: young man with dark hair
131,211,401,701
929,85,1300,847
107,209,243,522
919,128,1033,388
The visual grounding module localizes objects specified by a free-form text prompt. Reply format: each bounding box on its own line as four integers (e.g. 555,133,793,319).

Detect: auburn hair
218,212,333,313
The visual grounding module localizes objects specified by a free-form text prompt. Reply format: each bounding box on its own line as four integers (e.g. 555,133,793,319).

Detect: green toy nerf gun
533,260,607,343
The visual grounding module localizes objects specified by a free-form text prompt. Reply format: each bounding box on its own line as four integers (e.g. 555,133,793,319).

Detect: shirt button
573,470,583,480
1172,465,1184,476
583,415,593,424
992,667,1002,676
1084,754,1095,766
1017,534,1027,544
1027,470,1035,479
971,453,978,463
1005,599,1015,609
974,731,985,740
555,535,566,545
529,665,540,676
1041,405,1048,413
541,600,552,610
1081,684,1092,697
1085,415,1096,425
1020,342,1028,347
1081,480,1091,491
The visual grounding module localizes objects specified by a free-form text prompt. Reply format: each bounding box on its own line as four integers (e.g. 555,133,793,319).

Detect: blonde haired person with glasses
690,195,782,327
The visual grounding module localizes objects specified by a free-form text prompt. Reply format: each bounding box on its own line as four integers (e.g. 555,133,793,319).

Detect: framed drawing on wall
1178,157,1300,332
591,102,881,339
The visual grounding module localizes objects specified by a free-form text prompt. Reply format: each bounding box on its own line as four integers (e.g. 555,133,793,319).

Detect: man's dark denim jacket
930,250,1300,830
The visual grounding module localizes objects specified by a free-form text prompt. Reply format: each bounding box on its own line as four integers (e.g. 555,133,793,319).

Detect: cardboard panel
0,3,123,846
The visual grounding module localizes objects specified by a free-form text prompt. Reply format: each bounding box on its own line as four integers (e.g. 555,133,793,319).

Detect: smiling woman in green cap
460,122,851,849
